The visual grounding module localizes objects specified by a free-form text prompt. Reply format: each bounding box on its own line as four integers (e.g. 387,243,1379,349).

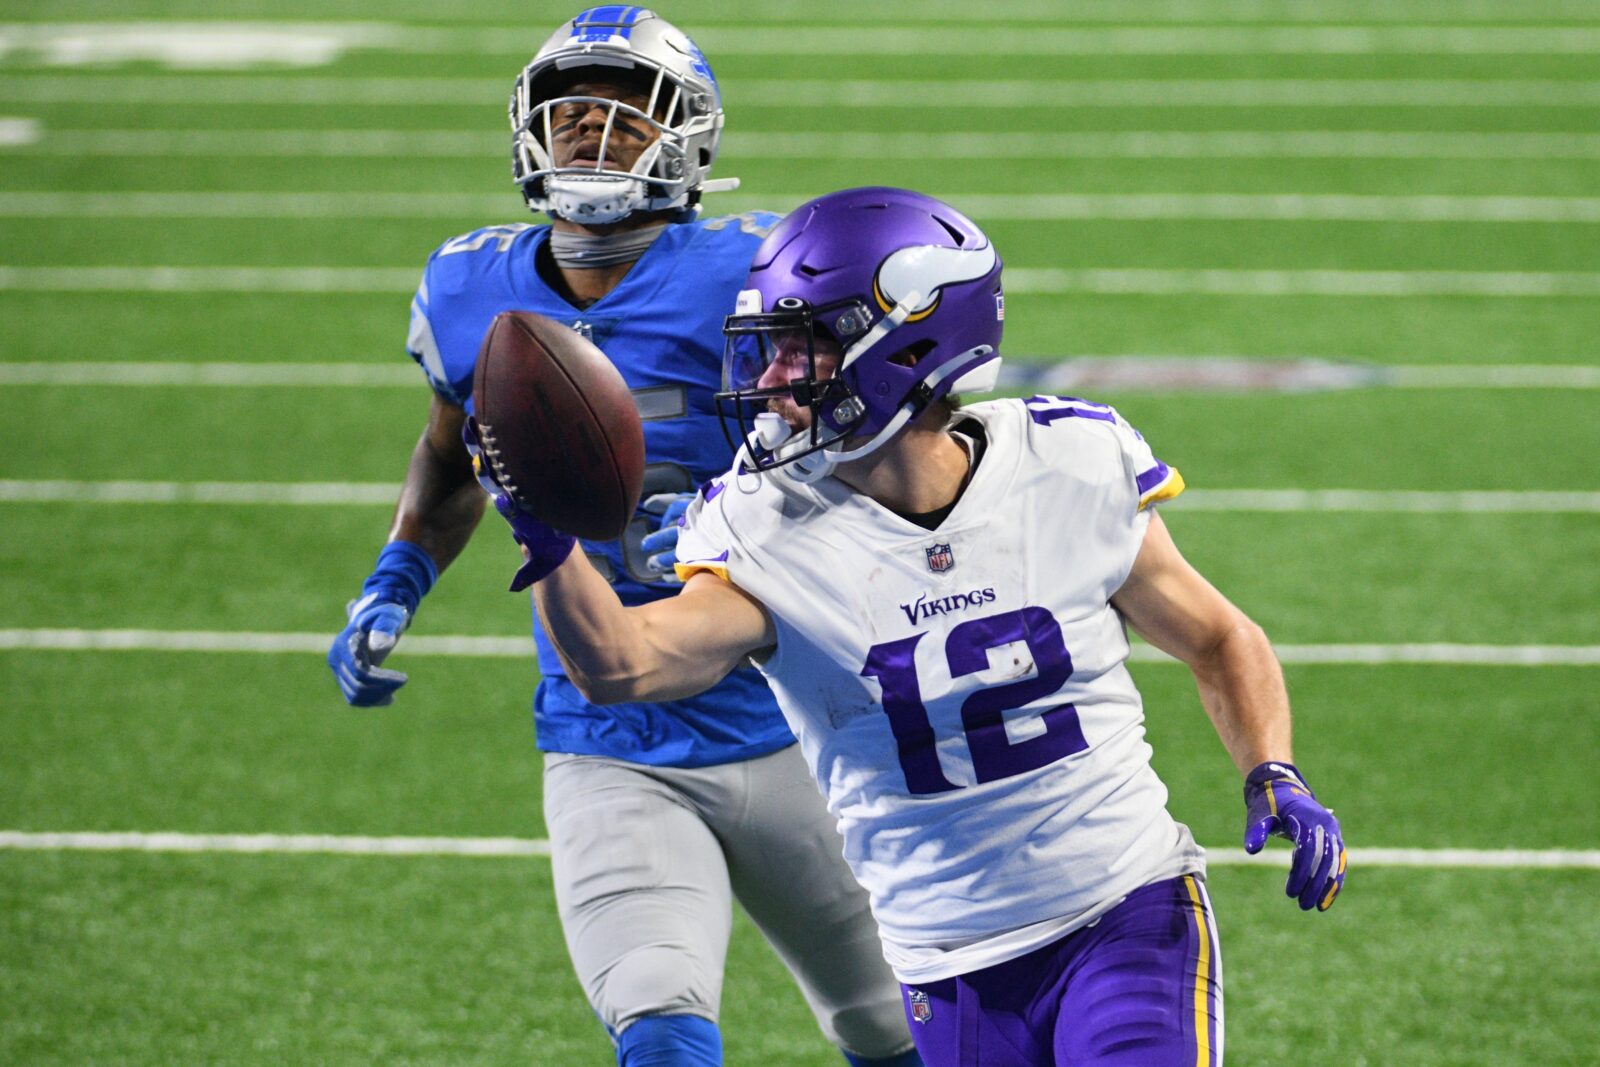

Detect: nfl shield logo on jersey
925,543,955,573
908,989,933,1024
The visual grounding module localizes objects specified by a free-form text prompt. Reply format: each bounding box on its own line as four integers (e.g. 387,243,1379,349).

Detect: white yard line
12,128,1600,160
0,480,400,504
9,23,1600,56
6,266,1598,297
5,1,1597,24
4,75,1599,108
1004,269,1600,297
7,191,1600,223
7,360,1598,392
0,629,1595,665
0,116,39,145
1173,490,1600,513
4,481,1599,512
0,361,420,386
0,267,419,292
0,831,1592,867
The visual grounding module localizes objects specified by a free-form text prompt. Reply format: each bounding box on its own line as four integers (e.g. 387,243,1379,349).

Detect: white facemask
544,173,650,224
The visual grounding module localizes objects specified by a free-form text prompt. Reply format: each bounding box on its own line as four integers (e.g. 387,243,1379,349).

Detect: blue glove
328,540,436,707
1243,761,1348,912
639,492,694,581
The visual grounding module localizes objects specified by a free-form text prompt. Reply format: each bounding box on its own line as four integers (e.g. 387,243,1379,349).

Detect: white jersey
675,396,1204,982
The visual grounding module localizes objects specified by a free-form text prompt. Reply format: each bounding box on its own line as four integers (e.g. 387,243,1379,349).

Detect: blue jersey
406,212,796,767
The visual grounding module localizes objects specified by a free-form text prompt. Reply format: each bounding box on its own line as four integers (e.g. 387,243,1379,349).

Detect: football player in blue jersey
327,10,920,1067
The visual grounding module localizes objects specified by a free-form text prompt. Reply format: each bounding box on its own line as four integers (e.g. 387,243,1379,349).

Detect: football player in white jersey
478,187,1347,1066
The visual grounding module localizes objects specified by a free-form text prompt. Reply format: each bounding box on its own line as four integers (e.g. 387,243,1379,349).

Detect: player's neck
547,211,674,307
834,426,971,518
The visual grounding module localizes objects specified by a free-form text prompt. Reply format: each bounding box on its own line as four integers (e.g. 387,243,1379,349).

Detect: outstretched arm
1113,511,1346,912
1110,510,1290,774
533,558,776,705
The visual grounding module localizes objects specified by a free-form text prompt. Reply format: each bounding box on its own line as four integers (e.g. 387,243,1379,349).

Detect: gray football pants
543,745,913,1058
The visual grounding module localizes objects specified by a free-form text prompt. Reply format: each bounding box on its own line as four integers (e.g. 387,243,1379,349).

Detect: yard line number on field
1,831,1595,868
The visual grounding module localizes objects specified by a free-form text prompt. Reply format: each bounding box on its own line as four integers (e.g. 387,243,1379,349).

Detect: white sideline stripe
0,832,1593,868
4,481,1599,513
13,128,1600,161
9,23,1600,56
6,360,1598,392
0,361,421,386
6,267,1598,298
0,629,1595,666
5,75,1600,109
7,191,1600,223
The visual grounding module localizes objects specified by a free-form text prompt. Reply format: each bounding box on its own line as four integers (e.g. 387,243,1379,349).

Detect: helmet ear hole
889,339,936,368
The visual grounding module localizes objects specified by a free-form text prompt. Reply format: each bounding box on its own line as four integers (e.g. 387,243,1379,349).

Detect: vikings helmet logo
872,241,999,323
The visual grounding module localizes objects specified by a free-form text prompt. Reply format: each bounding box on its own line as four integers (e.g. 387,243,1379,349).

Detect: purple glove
463,417,576,592
492,492,576,592
1243,761,1348,912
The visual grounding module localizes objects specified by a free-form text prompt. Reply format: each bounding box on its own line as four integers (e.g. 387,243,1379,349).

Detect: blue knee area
615,1014,723,1067
843,1049,925,1067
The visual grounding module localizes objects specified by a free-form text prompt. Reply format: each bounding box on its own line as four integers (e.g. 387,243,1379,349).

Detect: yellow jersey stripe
673,561,730,582
1184,875,1214,1067
1139,468,1186,511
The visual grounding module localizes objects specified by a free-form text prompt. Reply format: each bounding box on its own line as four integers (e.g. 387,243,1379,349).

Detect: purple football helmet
716,187,1004,480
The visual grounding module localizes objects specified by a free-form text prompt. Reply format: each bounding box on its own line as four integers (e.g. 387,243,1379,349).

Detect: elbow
565,665,647,706
1192,615,1274,682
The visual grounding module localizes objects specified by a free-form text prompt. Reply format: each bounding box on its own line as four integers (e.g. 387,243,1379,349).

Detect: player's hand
491,492,577,592
328,593,412,706
1243,761,1348,912
463,415,577,591
640,492,694,581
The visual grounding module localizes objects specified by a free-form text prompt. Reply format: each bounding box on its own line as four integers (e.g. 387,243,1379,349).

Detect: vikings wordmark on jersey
676,397,1199,983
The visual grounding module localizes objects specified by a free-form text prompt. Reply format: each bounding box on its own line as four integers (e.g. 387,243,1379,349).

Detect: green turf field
2,2,1598,1064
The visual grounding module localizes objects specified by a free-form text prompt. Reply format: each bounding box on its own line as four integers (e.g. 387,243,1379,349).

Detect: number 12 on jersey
860,607,1089,795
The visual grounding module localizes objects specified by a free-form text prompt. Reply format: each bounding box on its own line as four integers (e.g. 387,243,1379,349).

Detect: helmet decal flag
873,242,998,322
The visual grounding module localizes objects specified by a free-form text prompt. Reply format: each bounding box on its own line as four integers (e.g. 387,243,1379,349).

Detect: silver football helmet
510,8,738,224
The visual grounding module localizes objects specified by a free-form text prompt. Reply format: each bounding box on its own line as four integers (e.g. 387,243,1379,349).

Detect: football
471,310,645,540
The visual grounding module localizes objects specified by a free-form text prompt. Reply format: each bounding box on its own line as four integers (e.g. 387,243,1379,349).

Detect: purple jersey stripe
1137,461,1172,497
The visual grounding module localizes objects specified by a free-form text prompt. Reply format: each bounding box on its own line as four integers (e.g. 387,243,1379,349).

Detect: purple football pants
899,875,1222,1067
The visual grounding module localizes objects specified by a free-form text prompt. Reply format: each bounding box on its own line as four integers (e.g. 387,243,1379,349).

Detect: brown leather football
471,310,645,540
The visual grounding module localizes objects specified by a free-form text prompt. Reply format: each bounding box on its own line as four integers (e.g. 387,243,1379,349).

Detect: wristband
361,540,438,613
